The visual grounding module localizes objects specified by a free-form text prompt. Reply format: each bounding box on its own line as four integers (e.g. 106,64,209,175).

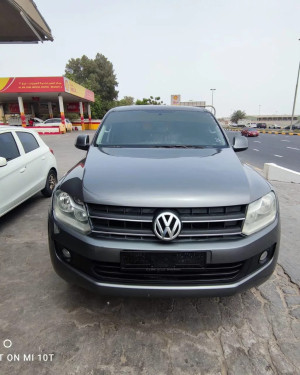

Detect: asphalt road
225,130,300,173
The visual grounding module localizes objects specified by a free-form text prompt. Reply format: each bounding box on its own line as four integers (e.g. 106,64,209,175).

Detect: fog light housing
62,248,71,261
259,250,268,263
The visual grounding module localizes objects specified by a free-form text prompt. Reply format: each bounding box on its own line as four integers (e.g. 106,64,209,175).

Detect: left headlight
53,190,91,234
242,191,277,235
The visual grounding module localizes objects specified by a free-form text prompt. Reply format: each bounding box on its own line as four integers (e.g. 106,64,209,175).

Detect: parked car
284,125,300,130
256,123,267,129
43,118,72,133
241,128,259,137
247,123,257,128
0,127,57,217
29,117,44,126
48,106,280,297
268,124,281,129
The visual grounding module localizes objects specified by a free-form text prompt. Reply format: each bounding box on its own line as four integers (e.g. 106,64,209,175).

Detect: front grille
61,249,246,285
92,260,245,285
87,204,246,241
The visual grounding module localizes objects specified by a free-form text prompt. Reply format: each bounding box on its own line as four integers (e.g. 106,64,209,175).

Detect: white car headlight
242,192,277,235
53,190,91,234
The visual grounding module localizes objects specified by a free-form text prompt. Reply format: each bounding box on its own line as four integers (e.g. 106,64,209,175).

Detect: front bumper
48,211,280,297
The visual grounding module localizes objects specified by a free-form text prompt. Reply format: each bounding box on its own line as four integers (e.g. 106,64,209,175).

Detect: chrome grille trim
182,217,245,223
87,204,246,240
88,215,245,223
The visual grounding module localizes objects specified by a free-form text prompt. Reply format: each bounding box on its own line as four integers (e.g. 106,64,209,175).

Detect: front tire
41,169,57,197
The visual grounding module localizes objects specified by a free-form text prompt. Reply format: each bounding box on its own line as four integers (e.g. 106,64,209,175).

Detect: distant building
179,101,206,107
171,95,206,108
219,115,299,127
255,115,298,126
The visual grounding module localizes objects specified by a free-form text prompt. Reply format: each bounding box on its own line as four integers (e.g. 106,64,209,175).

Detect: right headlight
53,190,91,234
242,191,277,235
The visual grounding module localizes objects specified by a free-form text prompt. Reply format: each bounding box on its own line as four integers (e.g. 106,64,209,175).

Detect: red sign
0,77,64,93
67,103,86,113
0,77,94,102
8,103,30,114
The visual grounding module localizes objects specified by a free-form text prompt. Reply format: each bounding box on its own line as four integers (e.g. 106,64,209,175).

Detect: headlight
242,191,277,235
53,190,91,234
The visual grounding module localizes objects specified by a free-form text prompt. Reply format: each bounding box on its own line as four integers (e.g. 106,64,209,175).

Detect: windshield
95,109,228,148
45,119,61,124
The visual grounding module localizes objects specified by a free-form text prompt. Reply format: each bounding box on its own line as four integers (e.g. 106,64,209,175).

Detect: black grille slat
87,204,246,241
91,260,244,284
180,226,242,236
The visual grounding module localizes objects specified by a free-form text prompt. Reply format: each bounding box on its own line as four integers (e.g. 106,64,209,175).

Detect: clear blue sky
1,0,299,117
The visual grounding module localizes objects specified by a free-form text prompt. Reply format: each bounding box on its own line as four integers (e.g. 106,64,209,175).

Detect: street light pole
290,39,300,131
210,89,216,107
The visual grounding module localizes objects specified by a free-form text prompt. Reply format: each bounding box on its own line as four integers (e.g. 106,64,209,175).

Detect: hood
78,146,271,207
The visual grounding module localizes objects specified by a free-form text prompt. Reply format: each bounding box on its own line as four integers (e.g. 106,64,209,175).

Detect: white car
43,118,72,133
269,124,281,129
0,127,58,218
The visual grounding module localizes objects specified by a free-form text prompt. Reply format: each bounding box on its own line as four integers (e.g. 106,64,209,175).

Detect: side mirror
75,135,90,151
232,136,248,152
0,157,7,167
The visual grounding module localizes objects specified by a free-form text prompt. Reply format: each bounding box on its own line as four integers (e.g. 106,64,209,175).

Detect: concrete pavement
0,131,299,375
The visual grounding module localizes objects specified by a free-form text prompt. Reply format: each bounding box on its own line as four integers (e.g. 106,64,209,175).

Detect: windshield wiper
98,144,208,149
152,145,205,149
98,145,121,148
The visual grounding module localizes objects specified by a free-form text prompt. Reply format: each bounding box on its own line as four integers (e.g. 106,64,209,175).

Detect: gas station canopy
0,77,95,130
0,76,95,103
0,0,53,43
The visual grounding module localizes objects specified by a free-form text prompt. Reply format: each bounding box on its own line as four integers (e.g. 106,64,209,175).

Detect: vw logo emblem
153,211,182,241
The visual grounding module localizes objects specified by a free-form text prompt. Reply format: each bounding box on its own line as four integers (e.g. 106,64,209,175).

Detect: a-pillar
88,103,92,129
0,104,5,123
48,102,53,118
79,102,85,130
58,95,65,133
18,96,27,127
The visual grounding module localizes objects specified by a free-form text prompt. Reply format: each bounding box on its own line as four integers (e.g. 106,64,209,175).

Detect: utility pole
210,89,216,107
290,39,300,131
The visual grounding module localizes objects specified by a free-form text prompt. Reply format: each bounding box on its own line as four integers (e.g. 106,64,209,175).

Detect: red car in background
241,128,259,137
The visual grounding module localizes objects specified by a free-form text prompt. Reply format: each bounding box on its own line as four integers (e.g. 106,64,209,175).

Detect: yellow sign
0,78,10,91
171,95,181,105
64,78,94,101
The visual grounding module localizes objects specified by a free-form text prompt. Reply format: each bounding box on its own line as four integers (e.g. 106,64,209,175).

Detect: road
225,131,300,173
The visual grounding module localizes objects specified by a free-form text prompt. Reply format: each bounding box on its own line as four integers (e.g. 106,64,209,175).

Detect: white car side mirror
0,157,7,167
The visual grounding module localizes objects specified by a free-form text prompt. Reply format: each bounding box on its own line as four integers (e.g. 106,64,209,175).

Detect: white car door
0,131,27,217
15,131,48,195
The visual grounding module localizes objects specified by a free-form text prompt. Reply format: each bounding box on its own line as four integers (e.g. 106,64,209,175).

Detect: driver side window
0,132,20,161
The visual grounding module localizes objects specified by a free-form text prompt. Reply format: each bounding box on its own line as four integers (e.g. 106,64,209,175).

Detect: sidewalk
249,163,300,286
272,180,300,286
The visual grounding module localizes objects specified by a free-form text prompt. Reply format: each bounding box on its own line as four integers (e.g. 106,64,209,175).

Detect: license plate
120,251,206,270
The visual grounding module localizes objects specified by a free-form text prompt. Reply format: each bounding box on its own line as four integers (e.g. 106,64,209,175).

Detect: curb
264,163,300,184
225,128,300,136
